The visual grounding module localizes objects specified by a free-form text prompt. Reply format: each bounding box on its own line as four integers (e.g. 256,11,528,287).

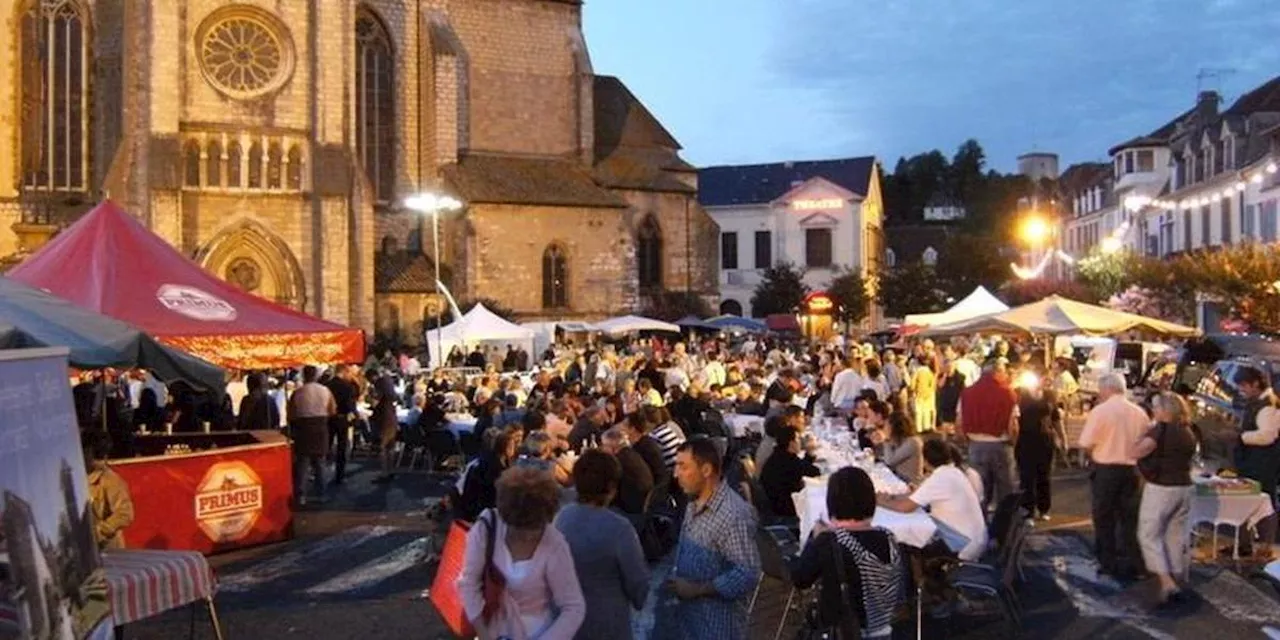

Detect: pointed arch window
637,215,663,290
266,143,283,189
286,145,302,190
183,141,202,187
21,0,89,192
355,8,395,204
206,140,223,187
542,244,568,309
227,141,243,188
248,142,264,188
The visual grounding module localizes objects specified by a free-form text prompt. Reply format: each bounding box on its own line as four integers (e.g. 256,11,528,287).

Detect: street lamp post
404,192,464,368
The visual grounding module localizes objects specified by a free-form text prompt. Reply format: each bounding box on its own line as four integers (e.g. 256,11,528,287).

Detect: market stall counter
113,430,294,554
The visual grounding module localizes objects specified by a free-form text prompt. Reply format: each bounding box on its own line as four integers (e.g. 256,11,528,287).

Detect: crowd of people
74,325,1280,636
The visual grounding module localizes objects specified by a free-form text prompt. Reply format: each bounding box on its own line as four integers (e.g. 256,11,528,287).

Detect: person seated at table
734,382,768,417
620,411,669,488
599,426,654,517
878,438,988,561
760,428,821,519
517,431,573,488
81,429,134,550
457,425,523,521
755,405,806,476
880,413,924,485
856,400,890,451
788,467,906,640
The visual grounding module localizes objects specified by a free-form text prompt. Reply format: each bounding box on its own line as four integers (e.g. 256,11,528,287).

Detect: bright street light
404,191,465,367
1019,214,1051,246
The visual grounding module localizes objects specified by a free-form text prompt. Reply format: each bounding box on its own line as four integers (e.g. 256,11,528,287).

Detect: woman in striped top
642,405,686,471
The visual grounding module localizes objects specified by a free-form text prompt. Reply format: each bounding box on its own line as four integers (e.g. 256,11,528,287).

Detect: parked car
1061,336,1172,397
1187,355,1280,467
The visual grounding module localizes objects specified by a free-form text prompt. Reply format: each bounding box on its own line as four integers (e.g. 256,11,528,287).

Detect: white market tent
426,303,536,367
918,295,1200,338
591,315,681,334
904,286,1009,328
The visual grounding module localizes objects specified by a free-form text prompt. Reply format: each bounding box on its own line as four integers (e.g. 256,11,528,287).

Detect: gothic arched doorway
197,220,306,310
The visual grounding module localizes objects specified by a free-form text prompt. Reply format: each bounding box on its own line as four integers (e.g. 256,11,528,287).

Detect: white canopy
904,286,1009,328
591,315,681,334
425,303,536,367
918,295,1200,338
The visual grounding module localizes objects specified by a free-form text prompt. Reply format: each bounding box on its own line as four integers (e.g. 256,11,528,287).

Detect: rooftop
697,157,877,208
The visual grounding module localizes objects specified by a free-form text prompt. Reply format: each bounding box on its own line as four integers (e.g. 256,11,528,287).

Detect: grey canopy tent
0,276,225,390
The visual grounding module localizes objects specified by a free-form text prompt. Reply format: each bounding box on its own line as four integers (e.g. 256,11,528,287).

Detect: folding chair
950,517,1030,633
748,525,802,640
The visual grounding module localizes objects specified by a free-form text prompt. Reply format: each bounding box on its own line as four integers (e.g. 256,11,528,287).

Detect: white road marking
304,537,433,595
219,525,398,593
1193,569,1280,626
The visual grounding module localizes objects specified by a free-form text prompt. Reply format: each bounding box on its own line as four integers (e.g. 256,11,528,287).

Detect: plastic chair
950,517,1030,633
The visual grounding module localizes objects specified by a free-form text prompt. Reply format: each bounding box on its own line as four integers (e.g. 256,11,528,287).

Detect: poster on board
0,348,112,640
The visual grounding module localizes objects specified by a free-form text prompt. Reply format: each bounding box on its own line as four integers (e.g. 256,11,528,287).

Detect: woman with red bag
457,466,585,639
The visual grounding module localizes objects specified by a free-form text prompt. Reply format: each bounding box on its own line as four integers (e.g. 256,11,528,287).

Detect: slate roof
698,157,877,207
441,152,628,209
375,252,437,293
1225,75,1280,116
592,75,695,194
1108,105,1197,155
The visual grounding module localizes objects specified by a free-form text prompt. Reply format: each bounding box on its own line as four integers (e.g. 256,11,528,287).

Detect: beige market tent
918,295,1200,338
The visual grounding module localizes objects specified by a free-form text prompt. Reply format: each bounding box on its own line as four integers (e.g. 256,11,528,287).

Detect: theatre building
698,157,886,332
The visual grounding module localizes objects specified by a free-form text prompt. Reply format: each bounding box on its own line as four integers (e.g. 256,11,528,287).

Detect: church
0,0,718,344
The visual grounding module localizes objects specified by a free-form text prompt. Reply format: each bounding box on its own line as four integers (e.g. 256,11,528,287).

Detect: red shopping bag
430,520,475,638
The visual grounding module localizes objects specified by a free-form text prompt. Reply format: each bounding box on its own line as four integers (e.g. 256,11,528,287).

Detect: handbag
478,510,508,624
797,533,862,640
429,519,475,638
1137,423,1167,483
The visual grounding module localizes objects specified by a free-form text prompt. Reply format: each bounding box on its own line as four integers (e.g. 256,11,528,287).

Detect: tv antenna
1197,68,1238,93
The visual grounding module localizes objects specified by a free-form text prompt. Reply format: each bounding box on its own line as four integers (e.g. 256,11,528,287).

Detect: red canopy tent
8,200,364,369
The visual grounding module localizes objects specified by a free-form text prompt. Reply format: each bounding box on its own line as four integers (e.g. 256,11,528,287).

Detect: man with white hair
1078,372,1151,580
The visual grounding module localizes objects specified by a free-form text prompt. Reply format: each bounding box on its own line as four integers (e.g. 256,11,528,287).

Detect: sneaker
1039,513,1051,521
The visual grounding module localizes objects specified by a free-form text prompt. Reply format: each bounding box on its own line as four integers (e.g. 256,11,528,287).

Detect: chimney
1196,91,1220,121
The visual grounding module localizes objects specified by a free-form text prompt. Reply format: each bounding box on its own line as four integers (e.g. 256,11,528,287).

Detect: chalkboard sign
0,348,112,639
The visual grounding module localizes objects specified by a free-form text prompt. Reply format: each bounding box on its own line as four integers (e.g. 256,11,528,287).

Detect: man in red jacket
956,362,1020,510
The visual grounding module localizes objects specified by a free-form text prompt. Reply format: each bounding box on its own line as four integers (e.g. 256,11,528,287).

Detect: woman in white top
879,438,988,561
458,466,585,639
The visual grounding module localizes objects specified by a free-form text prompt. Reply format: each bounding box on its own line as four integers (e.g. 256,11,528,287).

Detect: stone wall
466,203,635,319
616,189,719,297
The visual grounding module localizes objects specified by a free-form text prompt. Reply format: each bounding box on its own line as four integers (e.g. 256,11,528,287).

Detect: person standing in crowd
1078,372,1150,580
664,439,761,640
82,430,134,550
370,376,401,484
457,467,585,639
830,354,865,412
288,365,336,506
956,362,1019,508
1230,366,1280,557
237,373,280,431
1135,392,1198,606
936,359,966,439
789,467,906,639
325,365,360,485
1015,386,1059,521
910,360,938,433
555,450,651,640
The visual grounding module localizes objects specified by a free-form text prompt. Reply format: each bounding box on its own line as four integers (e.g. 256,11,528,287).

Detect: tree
642,290,713,322
934,232,1009,300
877,262,946,319
1170,244,1280,332
1074,249,1139,302
827,268,869,327
750,262,809,317
1001,278,1095,306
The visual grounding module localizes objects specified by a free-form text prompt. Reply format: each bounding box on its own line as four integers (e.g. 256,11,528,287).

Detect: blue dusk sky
583,0,1280,172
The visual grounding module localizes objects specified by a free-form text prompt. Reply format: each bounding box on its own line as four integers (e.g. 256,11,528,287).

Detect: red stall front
112,431,293,554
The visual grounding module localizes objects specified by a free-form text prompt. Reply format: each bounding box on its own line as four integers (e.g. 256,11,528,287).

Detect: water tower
1017,152,1060,182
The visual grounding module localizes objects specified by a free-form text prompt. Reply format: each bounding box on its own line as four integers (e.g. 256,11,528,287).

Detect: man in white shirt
879,438,988,560
830,354,865,410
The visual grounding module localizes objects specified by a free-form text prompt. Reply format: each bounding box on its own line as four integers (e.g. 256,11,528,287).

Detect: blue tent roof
706,314,768,333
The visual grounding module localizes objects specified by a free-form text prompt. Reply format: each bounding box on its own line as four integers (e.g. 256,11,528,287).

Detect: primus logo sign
194,461,263,542
156,284,237,321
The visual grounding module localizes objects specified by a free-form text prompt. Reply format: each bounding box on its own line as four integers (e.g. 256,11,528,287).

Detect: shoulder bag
479,509,508,624
797,532,862,640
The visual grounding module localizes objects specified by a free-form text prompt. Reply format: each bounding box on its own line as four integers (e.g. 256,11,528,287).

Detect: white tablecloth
793,481,937,548
1189,488,1275,531
725,414,765,438
446,414,478,438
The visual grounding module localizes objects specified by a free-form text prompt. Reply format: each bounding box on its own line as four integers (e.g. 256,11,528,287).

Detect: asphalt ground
117,458,1280,640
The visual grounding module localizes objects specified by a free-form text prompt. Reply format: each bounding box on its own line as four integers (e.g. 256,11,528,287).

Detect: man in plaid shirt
664,438,760,639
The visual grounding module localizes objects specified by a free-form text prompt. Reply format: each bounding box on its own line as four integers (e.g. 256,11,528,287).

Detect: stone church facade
0,0,718,343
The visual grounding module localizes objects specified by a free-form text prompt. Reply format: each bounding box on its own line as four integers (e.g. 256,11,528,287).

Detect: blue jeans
968,441,1015,509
